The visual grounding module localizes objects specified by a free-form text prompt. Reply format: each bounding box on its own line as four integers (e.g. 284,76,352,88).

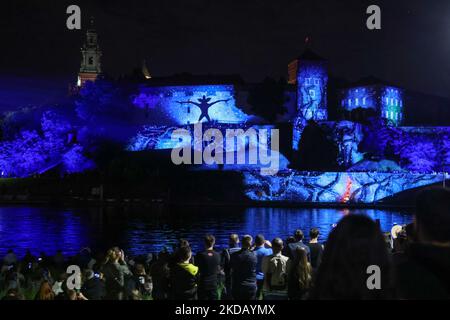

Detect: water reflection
0,206,412,257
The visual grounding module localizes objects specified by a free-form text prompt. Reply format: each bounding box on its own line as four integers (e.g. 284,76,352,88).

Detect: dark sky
1,0,449,102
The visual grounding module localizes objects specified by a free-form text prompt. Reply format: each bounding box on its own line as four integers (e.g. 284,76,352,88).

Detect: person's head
311,215,393,300
135,263,146,275
177,246,192,263
255,234,265,247
241,235,253,249
106,247,121,263
286,236,296,245
271,238,283,254
310,228,320,241
36,280,55,300
204,234,215,249
4,288,22,300
178,239,190,248
415,188,450,244
294,229,304,242
229,234,240,247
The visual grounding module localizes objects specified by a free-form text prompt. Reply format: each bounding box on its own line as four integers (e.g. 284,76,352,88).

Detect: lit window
309,90,315,98
314,78,319,85
391,98,394,105
385,111,389,118
395,99,398,106
305,78,311,85
362,97,366,105
385,97,389,104
390,111,394,119
400,100,403,107
355,98,359,105
348,99,352,106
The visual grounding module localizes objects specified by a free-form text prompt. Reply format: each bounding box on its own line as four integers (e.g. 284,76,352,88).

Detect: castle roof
345,76,400,89
297,48,326,61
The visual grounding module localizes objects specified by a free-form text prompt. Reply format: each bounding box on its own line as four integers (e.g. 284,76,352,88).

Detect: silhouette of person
177,95,230,122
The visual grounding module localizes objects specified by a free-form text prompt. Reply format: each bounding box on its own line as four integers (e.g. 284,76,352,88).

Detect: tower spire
77,17,102,87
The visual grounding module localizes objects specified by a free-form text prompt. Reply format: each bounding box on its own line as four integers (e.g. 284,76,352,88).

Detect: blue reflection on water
0,206,412,257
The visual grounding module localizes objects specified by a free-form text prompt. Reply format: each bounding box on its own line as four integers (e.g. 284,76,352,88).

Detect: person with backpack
262,238,289,300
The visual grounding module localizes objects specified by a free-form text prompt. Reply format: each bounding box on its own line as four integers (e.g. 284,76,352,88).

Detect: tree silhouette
247,77,287,122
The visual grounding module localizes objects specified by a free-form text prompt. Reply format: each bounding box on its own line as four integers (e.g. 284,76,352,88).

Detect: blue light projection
127,125,188,151
326,121,364,167
132,85,250,125
341,86,377,111
381,87,403,126
293,61,328,149
341,85,404,126
243,170,444,203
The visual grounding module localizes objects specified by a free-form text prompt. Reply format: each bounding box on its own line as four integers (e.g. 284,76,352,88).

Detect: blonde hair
295,247,312,289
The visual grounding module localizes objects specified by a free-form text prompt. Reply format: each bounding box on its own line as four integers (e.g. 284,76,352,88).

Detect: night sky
0,0,449,111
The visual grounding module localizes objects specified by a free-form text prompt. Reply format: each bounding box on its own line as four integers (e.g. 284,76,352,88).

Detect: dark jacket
230,249,257,289
169,263,199,300
288,241,311,261
81,277,106,300
395,243,450,299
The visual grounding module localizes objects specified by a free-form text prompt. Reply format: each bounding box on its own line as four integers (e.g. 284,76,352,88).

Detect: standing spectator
395,188,450,299
3,250,17,266
169,246,198,300
307,228,324,272
287,247,312,300
81,269,106,300
150,250,171,300
230,235,257,300
287,230,310,261
310,215,394,299
195,235,221,300
262,238,289,300
132,263,152,298
101,247,132,300
253,234,272,300
221,234,241,299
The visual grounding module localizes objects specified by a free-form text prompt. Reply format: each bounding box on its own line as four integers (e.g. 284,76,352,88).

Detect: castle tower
77,18,102,87
290,46,328,150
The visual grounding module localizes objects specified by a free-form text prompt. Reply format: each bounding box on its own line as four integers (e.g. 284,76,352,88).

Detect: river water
0,205,412,257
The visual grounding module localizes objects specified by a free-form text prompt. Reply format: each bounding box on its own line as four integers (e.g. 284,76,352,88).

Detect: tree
247,77,287,122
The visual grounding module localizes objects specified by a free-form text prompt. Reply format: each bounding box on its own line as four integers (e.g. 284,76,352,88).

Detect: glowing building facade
340,80,404,126
290,49,328,149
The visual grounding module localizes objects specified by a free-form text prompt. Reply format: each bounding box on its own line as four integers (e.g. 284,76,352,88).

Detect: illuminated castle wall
132,85,250,126
244,170,444,203
341,84,404,126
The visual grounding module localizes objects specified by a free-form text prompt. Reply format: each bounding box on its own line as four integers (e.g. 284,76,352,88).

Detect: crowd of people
1,188,449,300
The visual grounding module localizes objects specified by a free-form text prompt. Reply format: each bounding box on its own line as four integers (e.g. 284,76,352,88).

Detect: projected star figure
177,95,230,122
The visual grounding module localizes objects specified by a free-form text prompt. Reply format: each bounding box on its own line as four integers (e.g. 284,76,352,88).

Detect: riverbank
0,170,445,209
